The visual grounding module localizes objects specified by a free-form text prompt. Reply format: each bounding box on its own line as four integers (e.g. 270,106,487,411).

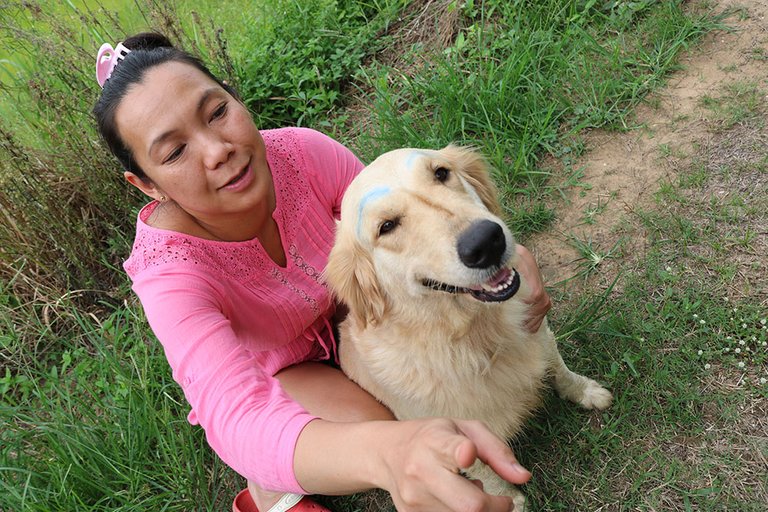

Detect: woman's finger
427,467,514,512
455,420,531,485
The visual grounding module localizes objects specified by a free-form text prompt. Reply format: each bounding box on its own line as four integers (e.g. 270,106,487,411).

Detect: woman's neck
146,191,287,266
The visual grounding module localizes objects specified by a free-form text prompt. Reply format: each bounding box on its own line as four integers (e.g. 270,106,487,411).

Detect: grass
1,307,238,511
513,75,767,510
3,0,765,511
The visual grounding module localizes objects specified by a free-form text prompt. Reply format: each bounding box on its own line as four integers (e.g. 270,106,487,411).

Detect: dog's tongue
487,268,511,287
470,267,511,291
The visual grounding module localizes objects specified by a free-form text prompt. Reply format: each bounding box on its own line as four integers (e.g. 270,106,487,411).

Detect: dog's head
325,146,519,327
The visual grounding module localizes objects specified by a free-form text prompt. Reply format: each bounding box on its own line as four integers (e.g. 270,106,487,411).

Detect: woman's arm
294,127,365,219
132,268,318,492
294,418,531,512
515,244,552,333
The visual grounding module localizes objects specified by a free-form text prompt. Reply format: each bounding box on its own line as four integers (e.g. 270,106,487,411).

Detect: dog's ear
324,232,387,328
442,145,503,216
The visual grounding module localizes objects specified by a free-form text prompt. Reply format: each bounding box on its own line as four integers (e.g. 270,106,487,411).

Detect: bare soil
527,0,768,301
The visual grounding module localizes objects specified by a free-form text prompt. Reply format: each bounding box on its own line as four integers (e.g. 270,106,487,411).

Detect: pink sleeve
132,267,317,493
293,128,365,218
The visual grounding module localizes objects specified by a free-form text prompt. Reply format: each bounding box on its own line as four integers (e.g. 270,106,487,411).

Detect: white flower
761,318,767,325
752,336,757,341
742,323,748,329
726,336,733,341
697,350,703,356
739,340,746,346
704,363,711,370
665,266,672,272
693,314,699,319
760,377,767,385
724,297,729,302
738,361,745,368
735,348,741,354
700,320,706,325
762,341,767,347
725,348,731,352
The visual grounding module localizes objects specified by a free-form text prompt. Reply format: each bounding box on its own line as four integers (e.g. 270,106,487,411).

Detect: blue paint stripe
405,150,426,171
356,186,391,237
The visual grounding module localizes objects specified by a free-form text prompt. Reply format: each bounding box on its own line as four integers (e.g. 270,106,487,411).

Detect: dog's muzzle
422,219,519,302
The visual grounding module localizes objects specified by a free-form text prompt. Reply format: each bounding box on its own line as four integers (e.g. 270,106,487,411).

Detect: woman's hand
378,418,531,512
515,244,551,333
296,418,530,512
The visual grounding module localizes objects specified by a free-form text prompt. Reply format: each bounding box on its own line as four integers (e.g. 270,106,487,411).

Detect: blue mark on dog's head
356,186,392,238
405,150,427,171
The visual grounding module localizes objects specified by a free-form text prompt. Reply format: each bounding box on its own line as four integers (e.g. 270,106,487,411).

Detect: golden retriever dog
325,146,612,509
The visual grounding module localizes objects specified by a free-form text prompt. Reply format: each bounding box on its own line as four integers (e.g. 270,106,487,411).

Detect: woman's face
116,61,270,224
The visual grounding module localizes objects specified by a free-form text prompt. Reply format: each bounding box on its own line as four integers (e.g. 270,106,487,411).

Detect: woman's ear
124,171,164,201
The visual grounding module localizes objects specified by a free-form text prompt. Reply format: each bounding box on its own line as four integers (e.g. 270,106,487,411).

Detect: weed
567,233,621,280
0,303,241,511
581,194,612,225
699,80,765,129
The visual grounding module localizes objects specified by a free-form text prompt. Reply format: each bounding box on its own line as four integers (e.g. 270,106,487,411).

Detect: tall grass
1,307,237,511
353,0,721,235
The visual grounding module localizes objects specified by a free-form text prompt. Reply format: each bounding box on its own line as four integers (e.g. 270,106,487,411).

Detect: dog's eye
434,167,450,182
378,219,398,236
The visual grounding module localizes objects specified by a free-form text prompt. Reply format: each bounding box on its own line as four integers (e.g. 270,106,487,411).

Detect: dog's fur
325,146,612,507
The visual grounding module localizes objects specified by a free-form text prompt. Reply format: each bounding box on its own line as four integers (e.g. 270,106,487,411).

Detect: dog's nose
457,220,506,269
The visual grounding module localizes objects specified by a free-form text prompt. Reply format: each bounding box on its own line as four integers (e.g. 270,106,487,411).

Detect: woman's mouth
220,162,251,189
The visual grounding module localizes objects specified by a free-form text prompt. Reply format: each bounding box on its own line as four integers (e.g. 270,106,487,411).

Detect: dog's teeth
478,270,517,294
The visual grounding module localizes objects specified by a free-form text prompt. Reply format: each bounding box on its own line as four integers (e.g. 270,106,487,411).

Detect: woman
93,32,551,512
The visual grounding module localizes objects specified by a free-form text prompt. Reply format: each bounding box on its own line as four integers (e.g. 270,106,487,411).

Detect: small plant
581,194,611,225
567,233,621,280
234,0,404,130
692,305,768,393
699,80,765,129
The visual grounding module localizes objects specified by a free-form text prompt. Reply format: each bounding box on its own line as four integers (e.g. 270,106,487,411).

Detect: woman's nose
202,135,235,170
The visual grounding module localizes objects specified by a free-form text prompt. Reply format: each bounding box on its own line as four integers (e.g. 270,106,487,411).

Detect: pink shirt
124,128,364,492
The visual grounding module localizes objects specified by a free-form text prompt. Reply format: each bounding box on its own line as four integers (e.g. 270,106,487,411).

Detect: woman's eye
378,219,398,236
211,102,228,121
164,145,185,164
434,166,450,182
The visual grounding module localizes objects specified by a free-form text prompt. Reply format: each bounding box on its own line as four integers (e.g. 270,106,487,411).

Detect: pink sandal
233,489,332,512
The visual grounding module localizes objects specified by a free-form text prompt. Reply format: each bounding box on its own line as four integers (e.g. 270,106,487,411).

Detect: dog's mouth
422,267,520,303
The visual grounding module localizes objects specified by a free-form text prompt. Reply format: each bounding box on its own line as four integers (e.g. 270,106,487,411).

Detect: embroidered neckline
124,128,312,281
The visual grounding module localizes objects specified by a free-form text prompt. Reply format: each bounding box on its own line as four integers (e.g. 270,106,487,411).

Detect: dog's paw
511,491,526,511
579,380,613,410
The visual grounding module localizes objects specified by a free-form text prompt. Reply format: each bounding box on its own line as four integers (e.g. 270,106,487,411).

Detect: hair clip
96,42,131,88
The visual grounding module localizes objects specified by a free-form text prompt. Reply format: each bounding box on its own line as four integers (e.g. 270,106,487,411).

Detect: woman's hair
92,32,238,181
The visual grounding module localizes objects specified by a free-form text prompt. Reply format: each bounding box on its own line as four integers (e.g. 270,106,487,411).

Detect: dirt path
527,0,768,290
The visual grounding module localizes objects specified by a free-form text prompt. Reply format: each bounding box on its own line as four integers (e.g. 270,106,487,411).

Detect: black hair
92,32,238,181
